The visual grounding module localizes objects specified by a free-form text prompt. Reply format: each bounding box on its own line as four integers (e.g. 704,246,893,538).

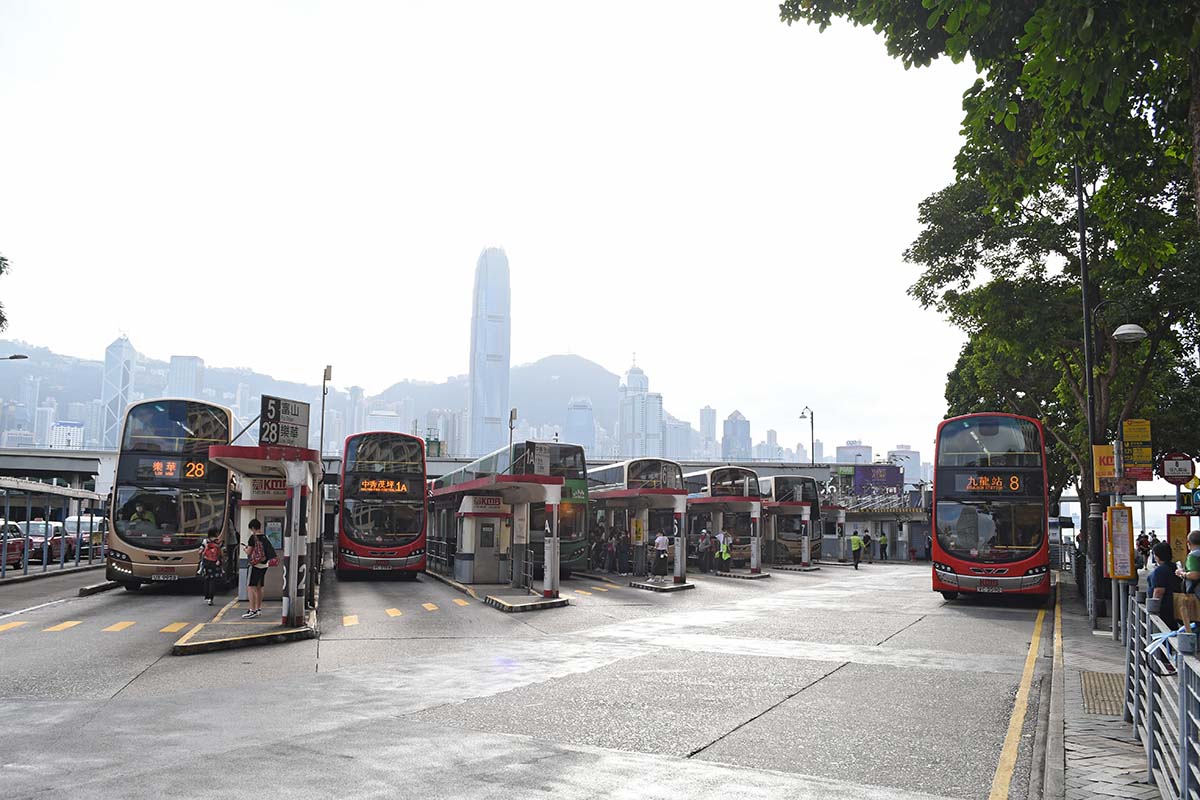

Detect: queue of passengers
589,527,734,576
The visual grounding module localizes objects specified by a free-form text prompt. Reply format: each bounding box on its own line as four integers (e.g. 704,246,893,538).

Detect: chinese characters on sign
1106,505,1134,580
953,474,1027,493
136,458,208,481
259,395,310,448
357,478,410,494
1121,419,1153,481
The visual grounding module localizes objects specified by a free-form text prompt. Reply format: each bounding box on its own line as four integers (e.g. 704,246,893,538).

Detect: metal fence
1,485,106,580
1123,592,1200,799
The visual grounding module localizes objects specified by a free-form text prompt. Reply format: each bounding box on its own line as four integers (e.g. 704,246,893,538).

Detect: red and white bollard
800,505,811,568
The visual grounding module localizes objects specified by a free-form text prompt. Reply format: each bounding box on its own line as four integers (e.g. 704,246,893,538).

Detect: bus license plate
150,574,179,581
373,564,393,570
977,580,1001,593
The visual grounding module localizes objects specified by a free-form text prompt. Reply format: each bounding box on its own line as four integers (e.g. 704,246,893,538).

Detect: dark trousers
201,568,221,600
881,544,888,560
852,548,861,569
699,550,713,573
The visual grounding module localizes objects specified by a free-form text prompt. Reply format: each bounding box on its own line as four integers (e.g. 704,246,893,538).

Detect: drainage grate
1081,670,1125,716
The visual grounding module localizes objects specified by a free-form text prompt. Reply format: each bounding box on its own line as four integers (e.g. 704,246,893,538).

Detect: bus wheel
122,582,141,592
335,568,348,581
940,591,958,601
561,569,572,580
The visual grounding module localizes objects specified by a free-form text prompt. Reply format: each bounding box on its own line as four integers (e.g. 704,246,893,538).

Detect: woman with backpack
199,534,224,606
242,519,276,619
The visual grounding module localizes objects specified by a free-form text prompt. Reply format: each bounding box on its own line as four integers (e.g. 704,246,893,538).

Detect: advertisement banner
1121,419,1153,481
1093,444,1115,493
853,465,902,494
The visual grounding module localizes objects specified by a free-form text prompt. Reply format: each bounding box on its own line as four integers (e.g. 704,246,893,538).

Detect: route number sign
259,395,310,447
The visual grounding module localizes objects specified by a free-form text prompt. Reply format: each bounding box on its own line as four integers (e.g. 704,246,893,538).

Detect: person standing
242,519,275,619
617,531,631,576
716,529,733,572
925,533,933,562
879,530,889,561
1149,541,1183,672
199,535,224,606
653,529,670,582
862,530,873,564
697,529,714,573
850,530,863,570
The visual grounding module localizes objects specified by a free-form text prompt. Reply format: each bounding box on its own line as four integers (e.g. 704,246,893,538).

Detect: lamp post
2,354,28,361
799,407,814,466
318,365,332,458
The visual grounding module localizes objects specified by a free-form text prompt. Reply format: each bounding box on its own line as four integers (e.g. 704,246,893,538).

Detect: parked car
18,521,70,563
63,515,106,557
1,520,25,567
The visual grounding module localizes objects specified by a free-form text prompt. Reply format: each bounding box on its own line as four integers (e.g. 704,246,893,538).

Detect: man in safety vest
879,530,889,561
717,529,733,572
850,531,863,570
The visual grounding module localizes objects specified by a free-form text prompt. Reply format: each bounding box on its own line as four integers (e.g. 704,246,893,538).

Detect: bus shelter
590,486,688,582
686,496,764,575
429,473,565,598
208,445,322,626
762,500,819,568
1,477,106,579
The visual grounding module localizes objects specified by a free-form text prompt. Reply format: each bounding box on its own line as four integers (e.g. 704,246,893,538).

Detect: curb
172,606,319,656
1041,580,1066,799
78,581,120,596
422,569,483,601
483,594,569,612
628,580,695,593
0,562,106,586
772,565,822,572
712,571,771,580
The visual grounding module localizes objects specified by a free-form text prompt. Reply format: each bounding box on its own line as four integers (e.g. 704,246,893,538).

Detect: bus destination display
135,457,208,481
954,473,1030,494
356,478,412,495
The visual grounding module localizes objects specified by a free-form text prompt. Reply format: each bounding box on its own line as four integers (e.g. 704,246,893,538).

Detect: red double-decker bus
336,431,427,579
932,413,1050,600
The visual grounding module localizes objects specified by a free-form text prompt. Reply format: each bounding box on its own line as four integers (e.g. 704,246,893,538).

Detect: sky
0,1,975,460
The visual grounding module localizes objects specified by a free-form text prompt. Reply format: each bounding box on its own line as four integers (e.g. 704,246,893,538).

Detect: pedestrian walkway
1058,581,1159,800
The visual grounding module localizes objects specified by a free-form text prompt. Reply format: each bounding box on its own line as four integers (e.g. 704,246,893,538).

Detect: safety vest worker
850,533,864,571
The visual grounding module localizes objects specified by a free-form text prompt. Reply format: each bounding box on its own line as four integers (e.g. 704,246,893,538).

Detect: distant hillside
376,354,620,431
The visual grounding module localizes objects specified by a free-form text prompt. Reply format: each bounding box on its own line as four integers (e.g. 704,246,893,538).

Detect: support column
836,509,847,563
673,503,686,584
543,492,560,598
750,507,761,574
800,506,811,568
282,463,307,627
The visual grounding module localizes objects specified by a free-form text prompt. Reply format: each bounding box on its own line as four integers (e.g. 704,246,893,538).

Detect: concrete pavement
1,562,1049,799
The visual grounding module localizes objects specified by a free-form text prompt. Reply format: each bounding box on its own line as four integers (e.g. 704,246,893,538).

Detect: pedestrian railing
1123,593,1200,800
1,515,107,581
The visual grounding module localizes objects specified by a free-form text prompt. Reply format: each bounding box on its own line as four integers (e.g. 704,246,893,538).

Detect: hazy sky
0,1,975,458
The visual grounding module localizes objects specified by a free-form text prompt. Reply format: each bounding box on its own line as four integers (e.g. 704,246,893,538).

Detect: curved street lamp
3,354,28,361
799,406,814,466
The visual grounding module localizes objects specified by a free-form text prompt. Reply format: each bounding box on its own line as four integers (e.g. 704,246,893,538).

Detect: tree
0,253,8,332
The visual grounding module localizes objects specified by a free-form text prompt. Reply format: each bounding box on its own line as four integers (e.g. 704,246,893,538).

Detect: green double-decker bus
430,440,588,579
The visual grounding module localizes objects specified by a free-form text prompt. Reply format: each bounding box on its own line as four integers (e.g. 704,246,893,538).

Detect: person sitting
129,502,157,528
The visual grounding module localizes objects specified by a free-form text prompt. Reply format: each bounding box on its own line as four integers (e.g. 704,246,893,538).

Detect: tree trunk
1191,44,1200,231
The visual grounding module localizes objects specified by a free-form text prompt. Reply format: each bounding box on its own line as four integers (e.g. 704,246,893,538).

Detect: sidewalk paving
1057,580,1158,800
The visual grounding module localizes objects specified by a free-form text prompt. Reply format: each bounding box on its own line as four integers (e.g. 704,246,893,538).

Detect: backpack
250,539,266,566
202,541,222,564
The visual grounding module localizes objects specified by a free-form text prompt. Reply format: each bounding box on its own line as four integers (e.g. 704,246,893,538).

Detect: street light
2,354,28,361
1112,323,1149,344
799,406,814,466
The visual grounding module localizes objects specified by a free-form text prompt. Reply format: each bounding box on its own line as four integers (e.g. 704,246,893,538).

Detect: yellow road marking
212,598,239,623
453,599,470,607
160,622,188,633
174,623,204,646
574,589,592,596
386,608,403,617
988,607,1046,800
422,603,438,611
590,586,609,592
343,615,359,626
43,621,82,632
0,621,29,632
103,621,136,632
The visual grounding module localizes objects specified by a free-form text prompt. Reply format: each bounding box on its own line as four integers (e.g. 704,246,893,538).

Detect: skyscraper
887,444,922,486
836,440,873,463
700,406,717,458
166,355,205,398
564,397,596,453
467,247,511,455
616,362,664,457
722,411,751,461
101,336,137,448
34,406,55,446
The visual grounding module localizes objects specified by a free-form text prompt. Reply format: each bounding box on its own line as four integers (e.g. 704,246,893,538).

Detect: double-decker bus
337,431,427,579
759,475,823,563
105,399,233,591
588,458,686,573
430,440,588,579
684,466,762,567
932,413,1050,600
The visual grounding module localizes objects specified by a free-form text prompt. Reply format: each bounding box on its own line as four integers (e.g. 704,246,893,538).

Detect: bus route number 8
1009,475,1020,492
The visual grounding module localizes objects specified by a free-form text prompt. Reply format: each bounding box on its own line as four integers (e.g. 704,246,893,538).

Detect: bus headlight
1024,565,1048,576
933,562,955,574
107,549,131,561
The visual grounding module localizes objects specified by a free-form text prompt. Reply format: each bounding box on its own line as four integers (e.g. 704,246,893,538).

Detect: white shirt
654,534,669,551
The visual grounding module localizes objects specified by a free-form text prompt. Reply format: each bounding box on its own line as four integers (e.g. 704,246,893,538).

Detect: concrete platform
483,589,569,612
713,570,771,580
628,579,695,593
772,564,821,572
172,599,317,655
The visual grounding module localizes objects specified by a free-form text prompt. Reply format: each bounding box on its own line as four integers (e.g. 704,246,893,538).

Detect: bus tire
335,568,348,581
940,591,958,601
122,582,141,592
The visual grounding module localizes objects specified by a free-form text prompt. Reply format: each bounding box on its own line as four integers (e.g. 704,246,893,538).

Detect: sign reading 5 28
259,394,310,447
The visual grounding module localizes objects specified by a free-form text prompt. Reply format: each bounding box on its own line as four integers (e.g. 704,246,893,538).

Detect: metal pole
22,492,31,575
673,512,685,584
2,490,9,580
1076,163,1103,631
800,505,811,568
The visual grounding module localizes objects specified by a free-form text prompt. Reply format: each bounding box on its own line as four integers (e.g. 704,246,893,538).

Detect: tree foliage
778,1,1200,503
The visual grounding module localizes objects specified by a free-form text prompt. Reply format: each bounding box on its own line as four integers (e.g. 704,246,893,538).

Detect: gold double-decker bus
105,399,234,590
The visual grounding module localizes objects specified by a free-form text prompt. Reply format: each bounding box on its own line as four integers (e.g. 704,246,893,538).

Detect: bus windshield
938,416,1042,468
936,500,1044,563
771,477,818,503
711,468,759,497
345,435,424,474
113,485,226,550
628,460,683,490
122,401,230,454
342,499,423,545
